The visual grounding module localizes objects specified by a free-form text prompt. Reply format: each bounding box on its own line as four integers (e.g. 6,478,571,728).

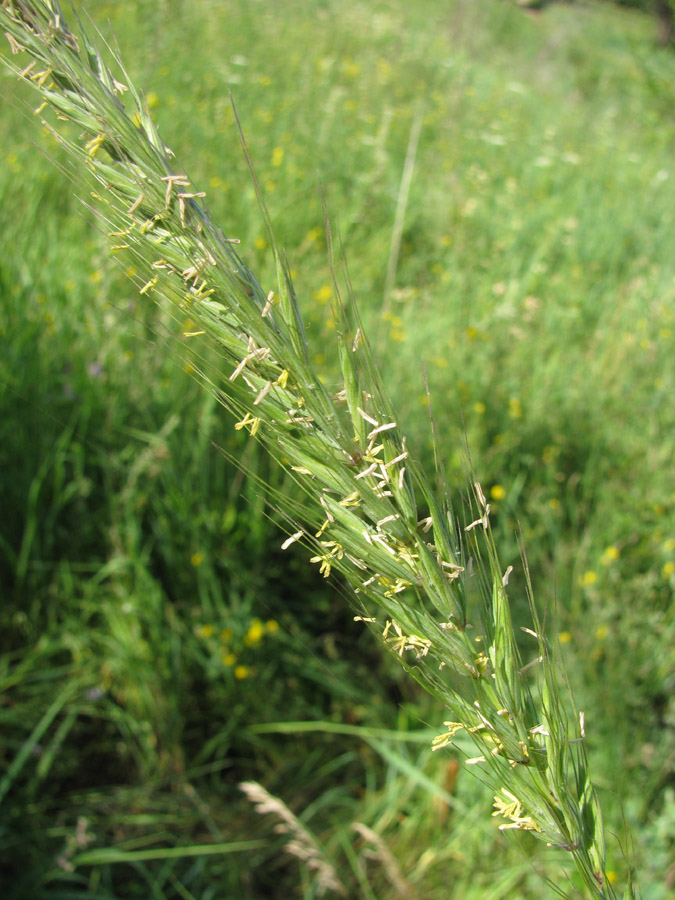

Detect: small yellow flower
509,397,523,419
265,619,280,634
220,628,233,642
305,227,322,243
601,545,620,565
271,146,284,167
548,498,560,510
342,58,360,78
89,270,102,284
595,625,608,641
313,284,332,304
234,665,250,680
244,618,264,646
581,571,598,586
146,91,160,110
491,485,506,501
559,631,572,644
254,237,267,251
191,552,204,567
198,624,214,639
662,561,675,578
474,401,486,415
222,652,237,666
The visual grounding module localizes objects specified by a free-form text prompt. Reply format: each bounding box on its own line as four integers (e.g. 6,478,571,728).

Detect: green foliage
0,0,673,898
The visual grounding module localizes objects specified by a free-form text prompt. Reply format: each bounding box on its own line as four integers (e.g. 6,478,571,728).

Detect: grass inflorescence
1,1,672,898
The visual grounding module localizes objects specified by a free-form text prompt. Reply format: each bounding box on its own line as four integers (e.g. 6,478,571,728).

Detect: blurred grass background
0,0,673,897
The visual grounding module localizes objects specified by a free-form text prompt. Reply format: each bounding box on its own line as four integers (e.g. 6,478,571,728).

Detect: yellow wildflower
509,397,522,419
244,618,264,646
601,546,620,565
313,284,332,304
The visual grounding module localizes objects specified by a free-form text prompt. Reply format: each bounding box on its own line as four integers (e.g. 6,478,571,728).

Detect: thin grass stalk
0,3,636,897
379,106,423,329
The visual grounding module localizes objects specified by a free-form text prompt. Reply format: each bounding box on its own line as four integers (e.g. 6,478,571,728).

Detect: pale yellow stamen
161,173,190,207
357,407,378,427
281,532,303,550
368,421,396,439
127,192,145,215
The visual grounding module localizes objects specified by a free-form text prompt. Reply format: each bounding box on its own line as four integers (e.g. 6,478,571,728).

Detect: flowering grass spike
0,2,636,897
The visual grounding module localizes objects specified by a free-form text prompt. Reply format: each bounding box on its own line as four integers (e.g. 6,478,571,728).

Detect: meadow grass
0,1,673,898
